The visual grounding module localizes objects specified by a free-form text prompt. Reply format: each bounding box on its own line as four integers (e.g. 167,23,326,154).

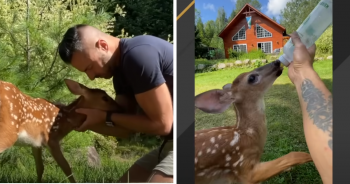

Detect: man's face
71,43,113,80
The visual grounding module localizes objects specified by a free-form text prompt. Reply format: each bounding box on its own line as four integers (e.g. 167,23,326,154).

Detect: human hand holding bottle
287,31,317,85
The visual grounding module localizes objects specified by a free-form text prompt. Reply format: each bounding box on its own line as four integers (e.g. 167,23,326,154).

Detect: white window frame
257,41,273,53
256,24,273,38
233,44,248,53
232,26,246,41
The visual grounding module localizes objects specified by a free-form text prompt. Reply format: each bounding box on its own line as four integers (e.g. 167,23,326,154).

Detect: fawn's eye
248,74,258,84
102,96,109,102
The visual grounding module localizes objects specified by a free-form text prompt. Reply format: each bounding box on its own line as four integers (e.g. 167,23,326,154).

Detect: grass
195,59,332,184
0,131,161,183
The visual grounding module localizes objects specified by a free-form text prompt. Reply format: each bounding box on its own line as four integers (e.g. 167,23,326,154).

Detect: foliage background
0,0,173,182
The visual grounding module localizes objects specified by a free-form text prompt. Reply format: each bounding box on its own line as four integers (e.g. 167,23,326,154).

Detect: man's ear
195,89,235,114
64,79,88,96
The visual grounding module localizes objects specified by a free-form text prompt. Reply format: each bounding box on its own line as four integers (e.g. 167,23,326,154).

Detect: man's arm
287,32,332,184
110,45,173,136
114,94,138,114
86,95,137,138
110,83,173,136
293,69,332,184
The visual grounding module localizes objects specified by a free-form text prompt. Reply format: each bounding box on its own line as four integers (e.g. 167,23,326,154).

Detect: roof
218,3,286,38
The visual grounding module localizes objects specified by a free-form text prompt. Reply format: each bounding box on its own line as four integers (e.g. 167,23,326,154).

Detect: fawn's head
62,79,122,127
195,60,283,114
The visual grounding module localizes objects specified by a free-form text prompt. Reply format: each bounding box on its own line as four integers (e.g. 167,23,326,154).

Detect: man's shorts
134,140,173,176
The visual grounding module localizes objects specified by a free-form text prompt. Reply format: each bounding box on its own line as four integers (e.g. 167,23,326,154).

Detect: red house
219,3,290,59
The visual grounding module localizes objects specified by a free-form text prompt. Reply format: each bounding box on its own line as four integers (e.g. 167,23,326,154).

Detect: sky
195,0,293,23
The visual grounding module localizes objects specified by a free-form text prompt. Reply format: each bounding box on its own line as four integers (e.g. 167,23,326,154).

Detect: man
287,32,332,184
58,24,173,183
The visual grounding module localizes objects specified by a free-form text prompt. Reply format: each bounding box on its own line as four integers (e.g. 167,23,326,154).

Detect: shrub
315,26,332,55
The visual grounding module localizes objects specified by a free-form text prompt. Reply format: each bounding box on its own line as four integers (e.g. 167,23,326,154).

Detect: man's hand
74,108,107,132
287,31,317,84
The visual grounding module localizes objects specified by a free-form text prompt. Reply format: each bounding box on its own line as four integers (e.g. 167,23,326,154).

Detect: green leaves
0,0,112,102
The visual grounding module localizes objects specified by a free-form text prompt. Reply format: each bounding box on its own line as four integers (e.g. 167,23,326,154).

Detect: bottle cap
278,55,290,66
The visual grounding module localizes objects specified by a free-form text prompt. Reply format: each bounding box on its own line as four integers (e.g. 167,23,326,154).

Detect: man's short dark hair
58,24,88,64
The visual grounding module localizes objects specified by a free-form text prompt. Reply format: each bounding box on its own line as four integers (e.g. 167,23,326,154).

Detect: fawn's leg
48,140,76,183
32,147,44,183
248,152,313,183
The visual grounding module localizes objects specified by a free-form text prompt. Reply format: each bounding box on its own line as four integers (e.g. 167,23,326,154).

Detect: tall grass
0,131,162,182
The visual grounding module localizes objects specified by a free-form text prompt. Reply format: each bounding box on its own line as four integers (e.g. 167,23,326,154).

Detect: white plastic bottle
278,0,333,66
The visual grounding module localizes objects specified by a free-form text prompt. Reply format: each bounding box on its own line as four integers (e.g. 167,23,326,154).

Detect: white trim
232,26,246,41
257,41,273,53
233,44,248,53
173,1,177,183
256,24,273,38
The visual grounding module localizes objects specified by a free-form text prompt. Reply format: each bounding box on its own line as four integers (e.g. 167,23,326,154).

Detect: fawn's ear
222,83,232,90
64,79,88,96
195,89,235,114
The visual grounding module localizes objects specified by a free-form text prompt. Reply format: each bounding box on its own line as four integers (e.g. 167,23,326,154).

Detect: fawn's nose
274,60,281,67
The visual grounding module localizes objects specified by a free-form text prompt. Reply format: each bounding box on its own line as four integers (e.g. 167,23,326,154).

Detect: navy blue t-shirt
113,35,173,100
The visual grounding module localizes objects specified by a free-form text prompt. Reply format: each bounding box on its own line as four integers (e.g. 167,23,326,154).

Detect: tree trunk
26,0,30,71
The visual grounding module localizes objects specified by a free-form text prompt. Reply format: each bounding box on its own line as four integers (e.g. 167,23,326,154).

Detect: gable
219,3,286,38
221,13,284,42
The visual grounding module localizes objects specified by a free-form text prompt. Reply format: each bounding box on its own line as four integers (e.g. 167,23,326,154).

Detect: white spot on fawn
212,170,220,176
222,149,226,153
218,134,222,139
230,132,240,146
210,137,215,144
197,172,205,176
211,149,216,154
207,148,211,153
195,157,198,164
202,142,205,146
226,154,232,161
246,128,254,134
233,155,244,167
198,151,202,156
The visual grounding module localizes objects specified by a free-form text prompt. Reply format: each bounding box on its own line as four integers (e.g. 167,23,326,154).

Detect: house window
256,24,272,38
257,42,272,53
232,26,246,41
233,44,247,53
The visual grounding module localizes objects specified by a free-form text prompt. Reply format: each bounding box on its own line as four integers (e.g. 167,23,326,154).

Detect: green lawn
0,131,161,183
195,60,332,184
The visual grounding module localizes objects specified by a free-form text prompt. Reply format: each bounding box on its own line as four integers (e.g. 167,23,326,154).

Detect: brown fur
194,61,313,184
0,79,126,183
